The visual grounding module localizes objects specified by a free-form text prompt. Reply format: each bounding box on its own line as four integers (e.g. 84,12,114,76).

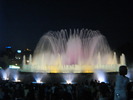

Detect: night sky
0,0,132,51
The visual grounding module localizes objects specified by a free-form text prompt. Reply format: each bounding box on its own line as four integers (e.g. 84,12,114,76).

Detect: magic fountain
22,29,126,73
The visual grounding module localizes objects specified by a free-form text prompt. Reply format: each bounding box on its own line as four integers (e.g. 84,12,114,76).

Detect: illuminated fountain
61,73,77,84
93,70,107,83
32,73,46,84
11,69,21,82
0,68,21,82
22,29,126,73
0,68,10,80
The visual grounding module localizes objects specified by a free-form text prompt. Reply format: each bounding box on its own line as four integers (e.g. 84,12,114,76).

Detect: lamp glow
13,79,21,82
17,50,21,53
66,80,72,84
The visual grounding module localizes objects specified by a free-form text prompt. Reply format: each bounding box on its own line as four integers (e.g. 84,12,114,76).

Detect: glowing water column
29,54,32,65
22,55,33,72
21,29,127,73
22,55,26,66
113,52,118,71
120,53,126,65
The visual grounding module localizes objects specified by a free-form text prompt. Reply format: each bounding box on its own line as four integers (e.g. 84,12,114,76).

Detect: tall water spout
120,53,126,65
113,52,117,64
29,54,32,64
23,55,26,66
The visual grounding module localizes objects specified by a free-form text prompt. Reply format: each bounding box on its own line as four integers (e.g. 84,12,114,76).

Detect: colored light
66,80,72,84
13,80,21,82
9,65,20,69
17,50,21,53
6,46,11,48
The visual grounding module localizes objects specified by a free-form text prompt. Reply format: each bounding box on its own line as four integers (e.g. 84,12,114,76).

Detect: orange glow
50,70,59,73
83,70,93,73
49,66,60,73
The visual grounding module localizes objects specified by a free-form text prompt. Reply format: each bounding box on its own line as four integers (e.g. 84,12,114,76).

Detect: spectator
114,65,129,100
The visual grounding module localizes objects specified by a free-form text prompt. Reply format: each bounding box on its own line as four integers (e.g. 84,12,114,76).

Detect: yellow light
50,70,59,73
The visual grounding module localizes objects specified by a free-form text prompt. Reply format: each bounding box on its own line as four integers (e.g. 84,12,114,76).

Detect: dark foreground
0,72,133,100
0,79,133,100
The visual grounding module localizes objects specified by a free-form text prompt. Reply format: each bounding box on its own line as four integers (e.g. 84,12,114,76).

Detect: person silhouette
114,65,129,100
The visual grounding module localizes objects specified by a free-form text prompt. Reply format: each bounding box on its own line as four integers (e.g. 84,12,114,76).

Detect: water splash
93,69,107,83
62,73,77,84
0,68,10,80
33,73,46,83
126,67,133,82
10,69,20,82
22,29,126,73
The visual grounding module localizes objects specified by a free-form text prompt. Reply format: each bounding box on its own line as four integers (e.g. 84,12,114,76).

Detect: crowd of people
0,79,114,100
0,66,133,100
